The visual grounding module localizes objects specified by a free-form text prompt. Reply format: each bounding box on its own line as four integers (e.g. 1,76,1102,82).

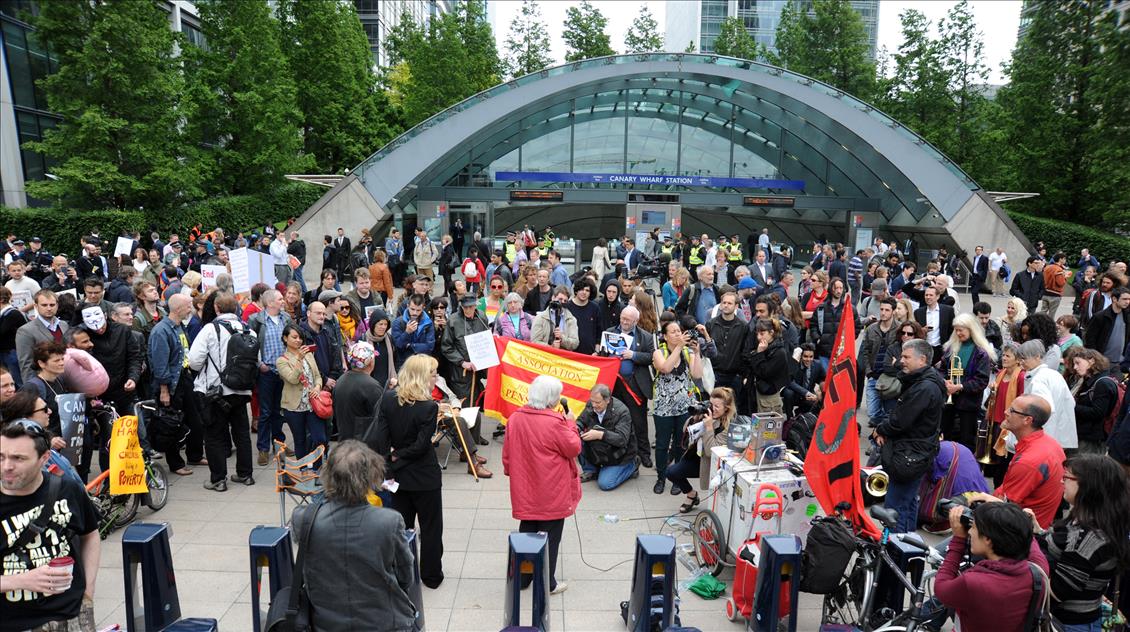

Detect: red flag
803,299,881,540
483,337,621,424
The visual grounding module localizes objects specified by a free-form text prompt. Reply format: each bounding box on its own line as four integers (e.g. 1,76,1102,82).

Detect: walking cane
450,404,480,484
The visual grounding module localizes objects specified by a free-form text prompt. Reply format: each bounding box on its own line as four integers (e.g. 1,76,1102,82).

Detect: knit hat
737,277,756,290
347,341,376,369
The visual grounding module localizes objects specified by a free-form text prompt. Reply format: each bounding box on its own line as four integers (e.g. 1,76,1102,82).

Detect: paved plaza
89,289,1041,631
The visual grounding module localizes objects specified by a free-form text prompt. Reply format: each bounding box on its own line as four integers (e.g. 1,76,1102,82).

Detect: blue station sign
495,171,805,190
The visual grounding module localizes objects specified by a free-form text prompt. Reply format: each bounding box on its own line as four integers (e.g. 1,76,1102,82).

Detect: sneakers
204,479,228,492
257,451,270,466
550,582,568,595
230,474,255,486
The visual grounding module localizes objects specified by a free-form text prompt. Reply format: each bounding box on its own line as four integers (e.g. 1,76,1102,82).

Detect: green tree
938,0,990,171
772,0,876,99
1088,11,1130,229
996,0,1105,225
26,0,197,209
563,1,615,62
277,0,395,174
185,0,308,195
876,10,950,144
712,16,762,60
624,6,663,53
383,1,501,128
503,0,554,78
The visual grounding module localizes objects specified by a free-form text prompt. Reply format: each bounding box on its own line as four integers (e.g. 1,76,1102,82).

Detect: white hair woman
939,313,997,453
492,292,532,340
501,375,582,595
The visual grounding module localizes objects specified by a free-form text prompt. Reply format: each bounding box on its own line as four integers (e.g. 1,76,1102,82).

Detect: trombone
975,383,998,465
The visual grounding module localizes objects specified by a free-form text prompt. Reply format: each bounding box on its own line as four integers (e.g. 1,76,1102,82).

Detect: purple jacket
493,310,532,341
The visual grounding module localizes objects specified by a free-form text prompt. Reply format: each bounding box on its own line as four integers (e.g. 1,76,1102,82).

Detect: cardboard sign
55,393,86,466
229,247,270,294
465,330,500,370
108,415,148,494
113,236,134,258
200,264,227,289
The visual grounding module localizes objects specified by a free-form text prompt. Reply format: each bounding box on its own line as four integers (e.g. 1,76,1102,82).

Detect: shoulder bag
875,372,902,400
265,501,323,632
298,363,333,419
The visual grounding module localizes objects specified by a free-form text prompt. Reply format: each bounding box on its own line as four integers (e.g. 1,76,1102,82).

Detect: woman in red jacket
935,501,1049,632
501,375,582,595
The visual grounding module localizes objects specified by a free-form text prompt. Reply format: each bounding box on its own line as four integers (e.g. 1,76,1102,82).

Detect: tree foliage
876,10,951,147
185,0,308,196
503,0,554,78
26,0,197,210
995,0,1123,228
624,6,663,54
384,0,501,128
713,16,764,60
277,0,395,174
772,0,876,99
562,1,615,62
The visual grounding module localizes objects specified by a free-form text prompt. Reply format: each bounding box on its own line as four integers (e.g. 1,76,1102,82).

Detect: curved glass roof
353,54,979,226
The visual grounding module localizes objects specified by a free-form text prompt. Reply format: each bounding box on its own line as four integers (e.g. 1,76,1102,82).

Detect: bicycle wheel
91,477,140,537
821,556,872,626
143,462,169,511
691,509,727,576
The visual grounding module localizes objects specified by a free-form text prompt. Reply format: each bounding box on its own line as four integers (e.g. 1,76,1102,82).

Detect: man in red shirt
978,394,1065,529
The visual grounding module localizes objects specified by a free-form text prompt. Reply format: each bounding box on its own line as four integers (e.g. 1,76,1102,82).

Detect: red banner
803,300,881,540
483,337,621,424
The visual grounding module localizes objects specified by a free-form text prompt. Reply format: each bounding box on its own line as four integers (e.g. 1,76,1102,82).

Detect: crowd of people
2,222,1128,631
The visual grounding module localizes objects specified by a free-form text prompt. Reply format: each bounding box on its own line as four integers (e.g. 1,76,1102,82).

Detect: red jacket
935,535,1049,632
502,406,582,521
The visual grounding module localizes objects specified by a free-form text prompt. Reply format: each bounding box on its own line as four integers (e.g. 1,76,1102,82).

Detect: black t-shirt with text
1,475,98,631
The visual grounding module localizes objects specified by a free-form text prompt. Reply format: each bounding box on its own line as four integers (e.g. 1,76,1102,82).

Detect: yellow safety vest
688,245,704,265
504,242,517,263
727,243,743,262
661,244,674,257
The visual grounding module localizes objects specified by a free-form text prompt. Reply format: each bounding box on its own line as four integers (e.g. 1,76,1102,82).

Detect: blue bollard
404,529,425,632
621,534,677,632
877,536,926,614
750,535,802,632
121,522,219,632
502,532,550,632
249,525,293,632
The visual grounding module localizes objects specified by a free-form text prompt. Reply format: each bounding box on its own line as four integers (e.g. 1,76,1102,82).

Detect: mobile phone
304,344,317,353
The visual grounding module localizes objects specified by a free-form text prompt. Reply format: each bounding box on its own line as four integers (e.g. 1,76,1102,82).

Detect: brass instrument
976,384,997,464
946,354,964,405
860,468,889,506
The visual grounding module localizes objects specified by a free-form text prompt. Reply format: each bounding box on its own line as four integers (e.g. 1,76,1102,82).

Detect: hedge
0,182,325,254
1005,211,1130,269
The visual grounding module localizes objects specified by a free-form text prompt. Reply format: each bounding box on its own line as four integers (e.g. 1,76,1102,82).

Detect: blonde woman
894,297,916,325
938,313,997,453
665,387,745,513
662,266,689,311
630,289,658,335
375,354,445,589
999,297,1028,347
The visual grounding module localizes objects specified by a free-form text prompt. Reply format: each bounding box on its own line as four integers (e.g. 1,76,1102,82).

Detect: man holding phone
576,384,638,491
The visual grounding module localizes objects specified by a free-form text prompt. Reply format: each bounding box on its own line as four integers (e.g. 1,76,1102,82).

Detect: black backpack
799,515,857,594
785,412,818,461
214,320,259,391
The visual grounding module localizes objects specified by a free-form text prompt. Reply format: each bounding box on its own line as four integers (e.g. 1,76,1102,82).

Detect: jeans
284,409,326,468
293,264,307,292
256,371,286,453
653,412,688,478
1,349,21,388
578,454,638,491
665,451,702,495
1058,618,1102,632
884,472,924,534
864,377,897,428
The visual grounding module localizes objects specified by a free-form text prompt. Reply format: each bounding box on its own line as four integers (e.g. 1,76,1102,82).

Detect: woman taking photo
666,387,744,513
493,293,532,341
937,314,995,453
428,298,449,381
651,319,703,495
277,324,327,467
1069,348,1121,454
293,440,420,631
747,318,790,414
375,355,446,589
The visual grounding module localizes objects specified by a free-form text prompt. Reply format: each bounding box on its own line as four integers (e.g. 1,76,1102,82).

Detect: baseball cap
318,289,342,303
737,277,756,290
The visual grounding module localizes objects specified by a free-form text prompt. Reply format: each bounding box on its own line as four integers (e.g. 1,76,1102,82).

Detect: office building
665,0,879,59
1018,0,1129,40
354,0,452,69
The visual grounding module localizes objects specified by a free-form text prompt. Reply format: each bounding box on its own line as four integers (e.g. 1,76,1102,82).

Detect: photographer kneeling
934,501,1048,632
577,384,638,490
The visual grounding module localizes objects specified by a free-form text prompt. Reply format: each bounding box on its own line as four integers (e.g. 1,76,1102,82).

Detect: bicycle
819,503,947,632
84,402,170,538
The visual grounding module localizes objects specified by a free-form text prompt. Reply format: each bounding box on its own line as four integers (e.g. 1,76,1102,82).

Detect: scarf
339,312,358,341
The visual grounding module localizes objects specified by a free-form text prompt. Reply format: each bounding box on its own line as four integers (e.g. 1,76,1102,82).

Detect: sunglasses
490,284,504,289
7,419,47,438
899,331,915,337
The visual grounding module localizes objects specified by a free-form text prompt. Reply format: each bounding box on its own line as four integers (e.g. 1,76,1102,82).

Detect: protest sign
114,236,133,257
55,393,86,466
201,264,227,289
108,415,148,494
483,338,619,423
229,247,270,294
465,330,500,370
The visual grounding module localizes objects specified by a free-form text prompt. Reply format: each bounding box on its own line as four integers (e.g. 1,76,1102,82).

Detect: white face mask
82,307,105,331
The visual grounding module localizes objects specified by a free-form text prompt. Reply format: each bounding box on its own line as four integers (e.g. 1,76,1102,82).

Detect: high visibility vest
661,244,674,257
688,245,704,265
504,242,517,264
727,243,743,262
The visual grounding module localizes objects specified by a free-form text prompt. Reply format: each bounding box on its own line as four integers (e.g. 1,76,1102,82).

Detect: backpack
461,259,478,279
799,515,856,594
1098,376,1127,438
213,320,259,391
784,412,818,461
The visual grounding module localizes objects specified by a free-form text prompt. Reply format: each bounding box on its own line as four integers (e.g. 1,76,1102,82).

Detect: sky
487,1,1022,84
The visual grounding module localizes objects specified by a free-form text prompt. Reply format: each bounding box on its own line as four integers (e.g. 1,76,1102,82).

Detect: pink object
63,348,108,397
501,406,582,521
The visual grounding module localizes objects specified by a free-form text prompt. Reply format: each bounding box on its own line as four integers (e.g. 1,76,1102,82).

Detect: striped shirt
1044,520,1119,625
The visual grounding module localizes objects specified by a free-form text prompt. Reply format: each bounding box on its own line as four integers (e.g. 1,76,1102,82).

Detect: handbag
880,436,937,483
875,372,902,400
264,501,322,632
296,358,333,419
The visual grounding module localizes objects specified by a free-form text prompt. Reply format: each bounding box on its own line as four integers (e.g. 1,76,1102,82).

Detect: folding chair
274,439,324,526
432,408,480,483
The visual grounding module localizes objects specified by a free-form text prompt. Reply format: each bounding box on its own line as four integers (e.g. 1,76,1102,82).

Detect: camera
936,495,976,530
636,260,662,279
686,399,710,417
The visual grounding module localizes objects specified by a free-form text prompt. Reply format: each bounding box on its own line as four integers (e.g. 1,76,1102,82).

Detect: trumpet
946,354,964,405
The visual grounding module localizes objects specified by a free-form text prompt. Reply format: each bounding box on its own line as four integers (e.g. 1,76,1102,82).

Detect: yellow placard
108,415,148,494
